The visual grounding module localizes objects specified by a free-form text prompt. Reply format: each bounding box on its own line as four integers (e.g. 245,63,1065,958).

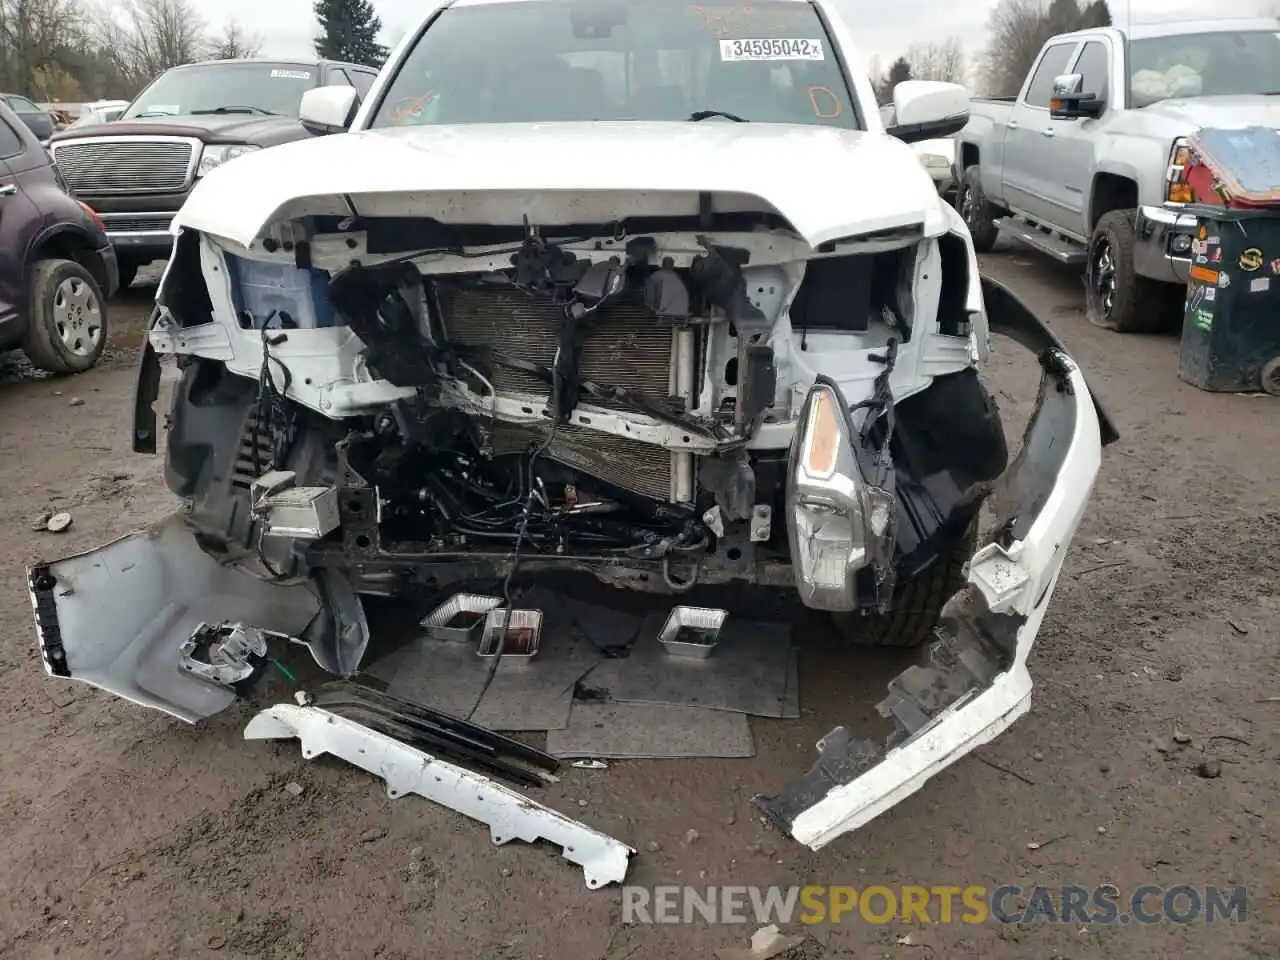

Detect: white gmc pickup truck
957,18,1280,332
29,0,1115,880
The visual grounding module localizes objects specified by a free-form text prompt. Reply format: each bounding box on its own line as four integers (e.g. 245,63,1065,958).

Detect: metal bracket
178,622,287,687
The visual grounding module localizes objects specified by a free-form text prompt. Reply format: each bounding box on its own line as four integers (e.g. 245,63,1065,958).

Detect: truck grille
100,214,174,234
52,138,197,194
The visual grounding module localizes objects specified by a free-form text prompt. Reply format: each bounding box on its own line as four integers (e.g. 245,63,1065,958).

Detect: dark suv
49,57,379,289
0,99,117,374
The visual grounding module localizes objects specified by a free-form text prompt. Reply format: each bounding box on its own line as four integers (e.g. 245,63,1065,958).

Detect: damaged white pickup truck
29,0,1118,879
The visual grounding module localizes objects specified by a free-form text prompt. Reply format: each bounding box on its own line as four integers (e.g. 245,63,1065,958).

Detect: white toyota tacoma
30,0,1116,876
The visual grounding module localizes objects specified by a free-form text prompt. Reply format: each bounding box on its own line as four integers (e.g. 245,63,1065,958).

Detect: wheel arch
1087,169,1139,234
25,224,110,295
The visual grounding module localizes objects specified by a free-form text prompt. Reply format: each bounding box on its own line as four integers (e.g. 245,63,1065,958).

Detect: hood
1135,95,1280,130
173,121,949,250
50,113,306,146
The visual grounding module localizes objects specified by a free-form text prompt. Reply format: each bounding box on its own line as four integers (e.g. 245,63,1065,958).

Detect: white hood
1129,95,1280,133
174,121,948,249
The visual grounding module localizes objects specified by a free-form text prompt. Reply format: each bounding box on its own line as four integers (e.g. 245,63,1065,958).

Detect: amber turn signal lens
1167,183,1193,204
803,389,840,477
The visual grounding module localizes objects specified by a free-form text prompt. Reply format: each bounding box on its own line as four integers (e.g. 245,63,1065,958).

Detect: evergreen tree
314,0,388,68
1080,0,1113,27
1047,0,1083,32
885,56,912,95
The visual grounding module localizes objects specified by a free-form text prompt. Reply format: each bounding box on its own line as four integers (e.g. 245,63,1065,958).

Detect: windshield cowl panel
122,63,320,121
370,0,859,130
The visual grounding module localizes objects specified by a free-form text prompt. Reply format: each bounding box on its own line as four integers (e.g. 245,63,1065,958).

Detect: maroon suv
0,99,118,373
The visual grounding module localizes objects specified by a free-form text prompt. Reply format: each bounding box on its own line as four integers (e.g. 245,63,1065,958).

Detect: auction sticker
271,69,312,80
719,38,824,60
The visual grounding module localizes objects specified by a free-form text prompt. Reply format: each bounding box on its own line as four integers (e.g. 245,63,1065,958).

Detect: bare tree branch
905,37,967,84
981,0,1055,97
0,0,89,94
208,18,261,60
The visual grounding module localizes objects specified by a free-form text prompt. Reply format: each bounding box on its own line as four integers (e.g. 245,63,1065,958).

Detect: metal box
421,594,503,642
658,606,727,659
477,608,543,660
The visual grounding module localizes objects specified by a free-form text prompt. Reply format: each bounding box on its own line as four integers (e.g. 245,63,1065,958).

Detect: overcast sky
203,0,1275,72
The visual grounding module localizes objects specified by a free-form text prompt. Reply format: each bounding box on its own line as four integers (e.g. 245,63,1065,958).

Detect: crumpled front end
28,150,1115,859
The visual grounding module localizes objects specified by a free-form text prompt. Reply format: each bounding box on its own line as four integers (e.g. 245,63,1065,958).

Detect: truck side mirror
300,85,359,135
885,80,969,144
1049,74,1105,119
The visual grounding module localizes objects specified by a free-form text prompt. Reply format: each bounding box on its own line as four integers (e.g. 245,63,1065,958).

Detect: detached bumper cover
755,277,1116,848
27,513,321,723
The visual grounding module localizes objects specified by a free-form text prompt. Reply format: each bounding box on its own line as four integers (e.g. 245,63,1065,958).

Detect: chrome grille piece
100,213,174,234
52,137,197,194
436,285,675,411
487,422,672,501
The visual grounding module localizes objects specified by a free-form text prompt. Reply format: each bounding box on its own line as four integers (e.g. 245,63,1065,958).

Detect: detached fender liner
754,278,1111,848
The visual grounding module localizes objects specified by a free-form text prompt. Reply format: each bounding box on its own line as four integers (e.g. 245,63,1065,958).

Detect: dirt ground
0,249,1275,960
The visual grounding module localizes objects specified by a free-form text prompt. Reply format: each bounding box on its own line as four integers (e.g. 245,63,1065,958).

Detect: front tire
22,258,108,374
959,165,1000,253
830,523,976,648
1086,210,1170,334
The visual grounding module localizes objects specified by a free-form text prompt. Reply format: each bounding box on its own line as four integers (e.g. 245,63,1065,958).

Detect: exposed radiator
435,285,676,411
486,423,673,502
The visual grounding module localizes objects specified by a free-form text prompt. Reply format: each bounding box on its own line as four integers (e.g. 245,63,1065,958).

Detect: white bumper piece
28,513,321,723
245,701,635,889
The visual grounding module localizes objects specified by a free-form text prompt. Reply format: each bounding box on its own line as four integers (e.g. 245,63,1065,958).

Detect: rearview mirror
1049,74,1104,119
300,85,359,135
886,80,969,144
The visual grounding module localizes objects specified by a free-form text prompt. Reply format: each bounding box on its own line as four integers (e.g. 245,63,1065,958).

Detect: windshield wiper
689,110,747,122
191,105,277,116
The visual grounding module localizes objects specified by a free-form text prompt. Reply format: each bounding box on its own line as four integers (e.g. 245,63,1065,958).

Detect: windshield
121,62,319,120
369,0,858,128
1128,30,1280,107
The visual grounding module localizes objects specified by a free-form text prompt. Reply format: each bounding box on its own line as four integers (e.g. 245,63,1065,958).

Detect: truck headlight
787,381,895,611
919,153,950,170
1166,137,1193,204
197,143,261,177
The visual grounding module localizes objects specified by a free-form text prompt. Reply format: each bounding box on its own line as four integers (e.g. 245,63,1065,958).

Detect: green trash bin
1177,204,1280,395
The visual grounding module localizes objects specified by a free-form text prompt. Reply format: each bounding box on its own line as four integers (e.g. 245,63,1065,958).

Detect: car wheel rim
53,276,103,357
1092,242,1116,318
961,187,976,227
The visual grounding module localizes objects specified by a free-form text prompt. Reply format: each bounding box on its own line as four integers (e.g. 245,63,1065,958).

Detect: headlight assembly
197,143,261,177
787,381,896,611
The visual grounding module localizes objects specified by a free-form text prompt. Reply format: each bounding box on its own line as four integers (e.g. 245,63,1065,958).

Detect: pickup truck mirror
886,80,969,144
1049,74,1104,119
300,85,360,135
